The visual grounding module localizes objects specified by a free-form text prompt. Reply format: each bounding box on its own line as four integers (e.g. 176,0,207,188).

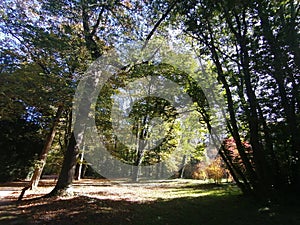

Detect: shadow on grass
1,183,300,225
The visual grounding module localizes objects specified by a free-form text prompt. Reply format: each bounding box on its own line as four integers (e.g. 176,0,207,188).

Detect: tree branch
142,0,178,50
91,6,106,36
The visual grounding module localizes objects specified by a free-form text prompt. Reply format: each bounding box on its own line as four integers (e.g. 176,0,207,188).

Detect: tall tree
174,0,299,197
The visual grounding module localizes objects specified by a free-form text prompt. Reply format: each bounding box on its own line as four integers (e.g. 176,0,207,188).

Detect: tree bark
46,132,78,197
18,105,63,201
45,1,104,197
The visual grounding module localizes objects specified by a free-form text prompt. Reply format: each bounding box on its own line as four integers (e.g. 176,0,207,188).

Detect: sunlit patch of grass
157,189,225,199
146,182,241,201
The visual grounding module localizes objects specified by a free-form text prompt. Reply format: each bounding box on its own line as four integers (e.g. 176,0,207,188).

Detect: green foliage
94,59,212,178
0,0,298,199
173,0,300,194
42,148,64,175
0,119,43,182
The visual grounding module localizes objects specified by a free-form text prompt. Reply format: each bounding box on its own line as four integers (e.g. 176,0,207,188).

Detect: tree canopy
0,0,299,200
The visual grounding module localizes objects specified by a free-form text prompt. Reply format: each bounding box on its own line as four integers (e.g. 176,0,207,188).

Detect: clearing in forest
0,179,299,225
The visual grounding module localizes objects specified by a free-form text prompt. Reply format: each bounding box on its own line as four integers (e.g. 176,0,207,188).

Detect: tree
43,0,135,196
1,0,84,195
47,0,186,189
1,0,182,195
175,0,300,198
18,105,64,201
2,0,298,202
0,53,66,185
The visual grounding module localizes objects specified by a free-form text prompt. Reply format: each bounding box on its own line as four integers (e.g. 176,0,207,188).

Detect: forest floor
0,178,299,225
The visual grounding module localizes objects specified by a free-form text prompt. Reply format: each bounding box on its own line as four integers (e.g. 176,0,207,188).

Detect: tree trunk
219,146,252,195
180,155,187,178
75,152,85,181
209,39,258,188
46,132,78,197
31,105,63,187
44,1,104,197
18,105,63,201
237,22,270,194
257,3,300,187
132,139,147,182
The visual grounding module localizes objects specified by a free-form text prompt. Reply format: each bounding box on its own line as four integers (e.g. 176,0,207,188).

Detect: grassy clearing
0,179,299,225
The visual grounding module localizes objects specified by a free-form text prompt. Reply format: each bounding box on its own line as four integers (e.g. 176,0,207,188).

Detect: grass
0,179,299,225
130,183,287,225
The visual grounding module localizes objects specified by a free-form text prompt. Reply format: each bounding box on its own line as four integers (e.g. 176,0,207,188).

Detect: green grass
130,183,300,225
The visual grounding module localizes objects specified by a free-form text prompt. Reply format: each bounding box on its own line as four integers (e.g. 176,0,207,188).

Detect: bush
205,157,226,184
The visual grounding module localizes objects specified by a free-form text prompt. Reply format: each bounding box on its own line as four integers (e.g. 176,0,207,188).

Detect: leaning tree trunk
18,105,63,201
